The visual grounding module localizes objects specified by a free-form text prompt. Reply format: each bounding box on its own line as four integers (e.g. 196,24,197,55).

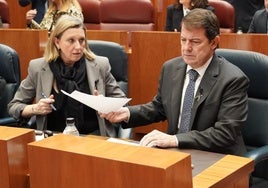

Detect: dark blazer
19,0,47,23
165,4,215,32
228,0,264,32
124,54,249,156
248,9,268,33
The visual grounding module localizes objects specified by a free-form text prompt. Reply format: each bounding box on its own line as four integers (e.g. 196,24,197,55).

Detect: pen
41,92,57,111
94,80,99,90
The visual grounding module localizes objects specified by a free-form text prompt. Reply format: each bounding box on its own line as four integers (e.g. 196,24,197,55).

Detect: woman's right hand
31,95,55,115
26,9,37,23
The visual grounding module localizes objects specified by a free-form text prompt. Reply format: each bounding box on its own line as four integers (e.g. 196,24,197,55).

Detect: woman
8,15,126,137
165,0,214,32
19,0,48,24
28,0,83,33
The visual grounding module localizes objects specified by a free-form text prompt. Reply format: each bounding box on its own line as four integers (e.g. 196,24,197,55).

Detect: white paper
61,90,131,113
107,138,140,146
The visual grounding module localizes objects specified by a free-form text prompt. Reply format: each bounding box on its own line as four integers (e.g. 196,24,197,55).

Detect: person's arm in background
165,5,173,31
19,0,32,7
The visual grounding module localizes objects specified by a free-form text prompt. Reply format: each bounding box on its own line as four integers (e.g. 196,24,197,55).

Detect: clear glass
63,117,79,136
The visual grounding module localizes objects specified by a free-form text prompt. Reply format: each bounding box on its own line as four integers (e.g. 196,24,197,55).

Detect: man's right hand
99,107,130,123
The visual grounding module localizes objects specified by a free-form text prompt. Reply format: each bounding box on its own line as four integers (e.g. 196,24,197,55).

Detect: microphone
195,88,203,101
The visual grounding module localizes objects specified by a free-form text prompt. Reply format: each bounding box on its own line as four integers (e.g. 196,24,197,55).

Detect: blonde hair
47,0,82,13
44,15,95,62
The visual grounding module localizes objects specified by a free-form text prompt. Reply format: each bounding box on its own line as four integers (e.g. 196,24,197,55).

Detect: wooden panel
0,126,35,188
5,0,29,28
193,155,254,188
86,30,129,52
128,31,181,139
150,0,174,31
0,29,48,80
28,134,192,188
219,33,268,55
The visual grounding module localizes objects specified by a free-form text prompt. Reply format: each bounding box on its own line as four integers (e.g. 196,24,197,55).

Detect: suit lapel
85,59,100,94
169,62,186,133
190,55,220,127
40,62,53,100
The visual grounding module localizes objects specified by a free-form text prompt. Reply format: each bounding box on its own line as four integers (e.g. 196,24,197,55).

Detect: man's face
265,0,268,11
180,24,218,69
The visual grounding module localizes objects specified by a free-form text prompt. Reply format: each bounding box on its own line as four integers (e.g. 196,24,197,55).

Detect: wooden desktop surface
28,134,193,188
89,135,254,188
29,134,253,188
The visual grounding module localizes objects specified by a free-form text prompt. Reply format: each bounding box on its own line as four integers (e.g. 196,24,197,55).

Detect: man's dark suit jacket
124,54,249,156
165,4,215,32
225,0,264,33
19,0,47,23
248,9,268,33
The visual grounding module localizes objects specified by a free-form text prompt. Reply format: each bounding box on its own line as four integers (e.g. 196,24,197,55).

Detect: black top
46,57,99,134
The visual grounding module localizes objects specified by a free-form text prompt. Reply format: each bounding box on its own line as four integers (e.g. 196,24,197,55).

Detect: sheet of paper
61,90,131,113
107,138,140,146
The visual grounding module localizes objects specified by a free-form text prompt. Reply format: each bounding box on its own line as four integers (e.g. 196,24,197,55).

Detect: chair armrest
0,117,19,126
244,145,268,164
244,145,268,180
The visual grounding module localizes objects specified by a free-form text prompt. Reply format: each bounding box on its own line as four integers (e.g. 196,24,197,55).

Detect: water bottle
63,117,79,136
236,27,243,34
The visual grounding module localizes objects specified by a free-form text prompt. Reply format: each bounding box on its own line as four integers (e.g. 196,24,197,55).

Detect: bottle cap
66,117,75,124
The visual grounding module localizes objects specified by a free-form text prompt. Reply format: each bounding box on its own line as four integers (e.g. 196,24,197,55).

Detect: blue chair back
0,44,20,125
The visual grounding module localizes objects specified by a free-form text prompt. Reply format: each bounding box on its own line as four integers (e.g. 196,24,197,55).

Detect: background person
19,0,48,24
224,0,264,33
165,0,214,32
101,9,249,156
28,0,83,33
248,0,268,33
8,15,126,137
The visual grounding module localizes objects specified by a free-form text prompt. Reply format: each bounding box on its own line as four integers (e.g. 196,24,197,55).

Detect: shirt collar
186,56,213,78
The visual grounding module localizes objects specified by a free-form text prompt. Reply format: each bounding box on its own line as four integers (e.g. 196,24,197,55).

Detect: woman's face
54,27,86,66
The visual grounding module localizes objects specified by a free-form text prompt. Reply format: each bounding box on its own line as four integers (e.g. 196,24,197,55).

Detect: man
248,0,268,33
19,0,48,24
224,0,264,33
100,9,249,156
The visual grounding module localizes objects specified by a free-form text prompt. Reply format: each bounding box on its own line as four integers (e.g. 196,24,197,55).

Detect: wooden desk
0,126,35,188
28,134,192,188
93,136,254,187
0,29,48,80
193,154,253,188
28,135,253,188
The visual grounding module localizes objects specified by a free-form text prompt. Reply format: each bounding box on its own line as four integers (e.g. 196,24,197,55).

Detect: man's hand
99,107,129,123
140,129,178,148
